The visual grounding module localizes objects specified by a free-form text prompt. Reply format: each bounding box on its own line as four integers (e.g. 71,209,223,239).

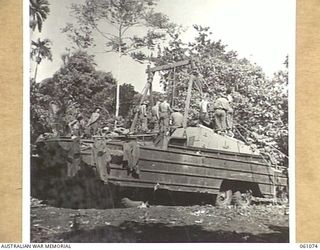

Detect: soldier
68,114,85,137
226,88,234,131
159,98,173,133
170,107,184,132
87,108,101,136
199,94,211,126
213,93,232,133
151,101,160,132
49,100,63,136
139,101,148,133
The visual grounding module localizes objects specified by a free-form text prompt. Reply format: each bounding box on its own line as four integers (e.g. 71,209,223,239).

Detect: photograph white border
22,0,297,247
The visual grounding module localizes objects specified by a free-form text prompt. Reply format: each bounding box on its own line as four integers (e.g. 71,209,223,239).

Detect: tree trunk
34,52,41,83
34,62,39,82
115,73,120,117
115,35,122,118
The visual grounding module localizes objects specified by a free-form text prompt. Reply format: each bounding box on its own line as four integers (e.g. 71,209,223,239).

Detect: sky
31,0,294,92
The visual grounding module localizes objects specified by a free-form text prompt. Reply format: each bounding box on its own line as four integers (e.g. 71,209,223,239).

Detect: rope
235,123,288,159
234,127,249,144
234,126,280,169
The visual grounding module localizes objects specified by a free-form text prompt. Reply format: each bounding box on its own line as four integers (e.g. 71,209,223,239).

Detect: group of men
199,89,234,134
68,108,101,137
138,88,234,135
139,98,184,134
48,100,103,138
67,88,234,137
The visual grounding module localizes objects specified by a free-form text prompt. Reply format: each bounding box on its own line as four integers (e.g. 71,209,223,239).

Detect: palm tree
31,38,53,82
29,0,50,32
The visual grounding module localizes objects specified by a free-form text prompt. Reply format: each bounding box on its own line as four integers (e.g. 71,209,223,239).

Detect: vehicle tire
233,190,252,207
278,191,289,204
215,190,233,207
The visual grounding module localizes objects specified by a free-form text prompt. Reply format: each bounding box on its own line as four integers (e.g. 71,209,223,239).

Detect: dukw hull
32,132,287,207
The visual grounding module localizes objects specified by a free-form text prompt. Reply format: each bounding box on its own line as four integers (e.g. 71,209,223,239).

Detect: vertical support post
171,67,176,107
182,75,194,128
182,59,195,128
148,65,154,107
130,71,155,132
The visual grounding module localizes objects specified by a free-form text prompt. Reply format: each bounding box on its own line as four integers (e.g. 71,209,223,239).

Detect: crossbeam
147,59,190,73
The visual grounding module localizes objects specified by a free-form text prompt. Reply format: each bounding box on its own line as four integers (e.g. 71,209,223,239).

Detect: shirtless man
213,93,231,133
199,94,211,126
139,101,148,133
87,108,101,135
151,101,160,132
159,98,173,133
68,114,85,137
170,107,183,131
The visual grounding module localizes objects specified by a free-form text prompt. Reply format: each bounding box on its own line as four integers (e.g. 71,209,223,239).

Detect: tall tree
30,51,118,141
29,0,50,32
153,26,288,164
62,0,176,117
119,83,138,117
31,38,53,82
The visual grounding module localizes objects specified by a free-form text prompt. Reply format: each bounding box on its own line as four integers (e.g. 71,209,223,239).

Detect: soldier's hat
173,107,181,112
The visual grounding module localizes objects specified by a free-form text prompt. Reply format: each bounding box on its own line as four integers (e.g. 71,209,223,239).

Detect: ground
31,198,289,243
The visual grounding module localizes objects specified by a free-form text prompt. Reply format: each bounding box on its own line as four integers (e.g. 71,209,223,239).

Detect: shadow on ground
43,221,288,243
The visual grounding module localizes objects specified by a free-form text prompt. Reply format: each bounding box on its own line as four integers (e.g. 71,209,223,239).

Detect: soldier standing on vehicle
68,114,85,137
49,100,64,136
139,101,148,133
213,92,232,133
87,108,101,136
170,107,184,132
226,88,234,131
199,94,211,126
151,101,160,132
159,98,173,133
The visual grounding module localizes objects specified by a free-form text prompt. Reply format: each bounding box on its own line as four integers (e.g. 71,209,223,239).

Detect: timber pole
183,75,194,128
148,65,154,107
182,59,195,128
130,70,154,132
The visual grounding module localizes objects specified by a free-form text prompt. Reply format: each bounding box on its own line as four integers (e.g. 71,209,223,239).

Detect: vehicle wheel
277,191,289,204
215,190,233,207
233,190,252,207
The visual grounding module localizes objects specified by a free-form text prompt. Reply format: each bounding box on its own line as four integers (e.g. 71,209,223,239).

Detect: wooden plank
147,59,190,73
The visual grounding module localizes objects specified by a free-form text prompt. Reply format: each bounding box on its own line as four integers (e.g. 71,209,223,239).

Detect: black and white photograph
29,0,293,244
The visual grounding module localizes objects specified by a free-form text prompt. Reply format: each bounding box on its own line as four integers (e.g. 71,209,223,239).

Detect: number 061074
300,244,318,248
